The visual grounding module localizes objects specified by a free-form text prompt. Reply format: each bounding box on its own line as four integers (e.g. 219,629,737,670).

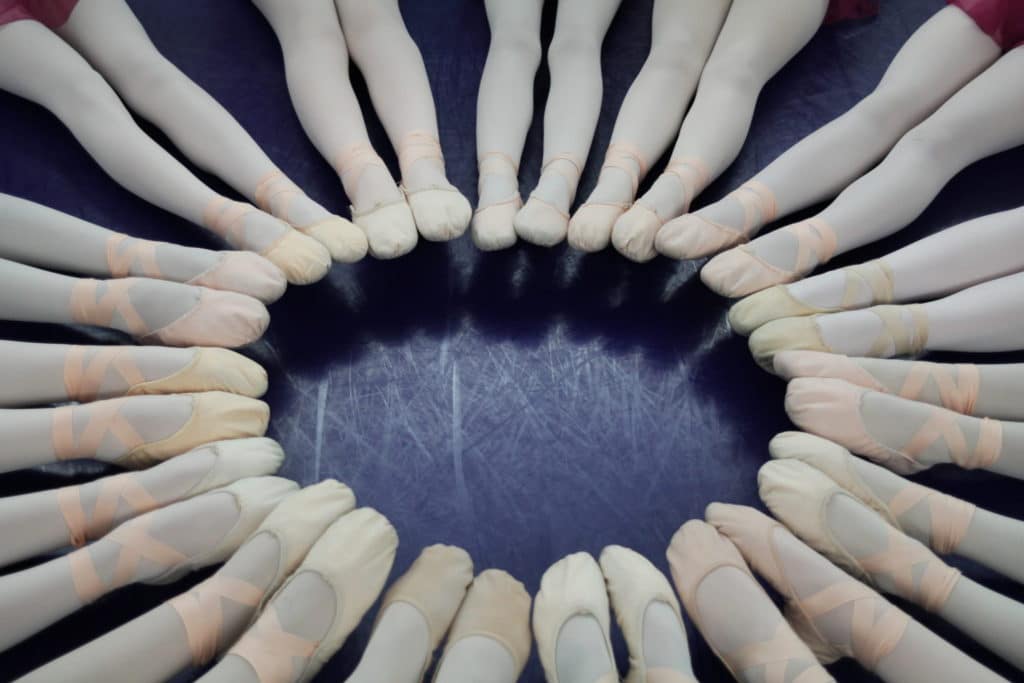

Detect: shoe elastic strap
203,197,258,245
868,305,929,357
398,130,444,178
229,605,319,682
733,180,778,232
64,345,146,403
70,279,149,337
52,398,147,461
902,408,1002,470
898,362,979,415
105,235,162,279
852,523,960,612
57,472,159,548
334,142,389,194
601,143,649,196
170,574,265,666
887,484,976,555
254,170,301,217
725,621,828,683
784,218,838,273
664,157,709,207
840,260,894,308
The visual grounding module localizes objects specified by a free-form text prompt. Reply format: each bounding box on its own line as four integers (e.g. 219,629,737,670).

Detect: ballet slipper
179,437,286,494
768,432,977,556
514,196,570,247
701,218,839,298
759,460,962,613
433,569,532,683
188,252,288,304
260,231,332,286
378,543,474,678
567,204,624,252
706,502,910,670
472,200,520,251
221,507,397,683
666,520,829,683
93,392,268,469
354,201,419,260
296,215,369,264
612,204,663,263
600,545,691,683
772,350,887,392
730,260,896,335
122,347,266,398
785,377,1003,476
656,181,778,261
406,188,473,242
747,316,829,372
533,552,617,683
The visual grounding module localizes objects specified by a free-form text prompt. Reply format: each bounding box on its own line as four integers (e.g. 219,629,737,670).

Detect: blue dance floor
1,1,1022,681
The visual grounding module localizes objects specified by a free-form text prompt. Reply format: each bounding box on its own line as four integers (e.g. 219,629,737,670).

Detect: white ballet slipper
471,200,520,251
179,437,286,497
125,347,268,398
261,231,332,286
148,475,299,584
354,201,419,260
600,545,688,683
533,552,617,683
729,285,823,336
298,215,369,264
513,196,569,247
748,316,829,373
612,204,663,263
188,251,287,304
406,187,472,242
568,204,625,252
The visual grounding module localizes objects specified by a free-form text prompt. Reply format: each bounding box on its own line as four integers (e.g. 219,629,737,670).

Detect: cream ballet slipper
600,545,696,683
728,260,895,335
345,544,474,683
335,143,419,259
472,152,521,251
0,437,284,569
514,155,582,247
655,181,778,261
69,278,270,349
202,197,331,285
533,552,618,683
254,170,368,263
204,507,397,683
614,158,708,263
785,377,1012,477
433,569,532,683
666,520,831,683
748,304,929,373
569,144,649,253
398,131,472,242
57,392,270,469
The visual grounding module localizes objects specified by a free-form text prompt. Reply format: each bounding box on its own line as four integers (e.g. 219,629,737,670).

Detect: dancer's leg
709,503,1006,683
729,205,1024,335
335,0,472,241
17,481,350,683
785,377,1024,480
615,0,828,262
472,0,544,251
774,353,1024,421
0,438,283,569
251,0,417,259
58,0,367,263
0,477,294,653
567,0,729,253
0,193,286,303
771,430,1024,586
656,6,1001,260
0,20,330,284
703,46,1024,298
0,392,269,473
512,0,623,247
749,272,1024,371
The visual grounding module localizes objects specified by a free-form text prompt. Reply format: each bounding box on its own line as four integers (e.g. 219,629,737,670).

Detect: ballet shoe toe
611,207,661,262
300,216,369,264
189,252,287,305
127,347,268,397
567,204,622,252
471,203,518,251
729,286,820,336
140,290,269,349
408,189,471,241
656,215,739,260
748,317,827,372
701,248,791,298
358,202,419,259
513,197,569,247
262,231,332,285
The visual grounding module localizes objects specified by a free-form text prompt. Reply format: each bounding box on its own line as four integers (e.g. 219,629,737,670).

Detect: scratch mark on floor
452,361,470,513
314,376,329,480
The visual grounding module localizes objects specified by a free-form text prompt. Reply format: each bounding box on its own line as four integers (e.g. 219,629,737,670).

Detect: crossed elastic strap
255,170,303,221
898,363,980,415
333,142,403,216
170,574,265,666
840,260,894,308
780,218,838,276
397,130,446,180
595,143,649,205
52,398,147,461
853,524,960,612
68,515,188,604
229,605,319,683
476,151,522,214
70,279,150,337
105,235,162,279
64,345,146,403
793,579,908,670
711,180,779,243
203,197,262,248
867,305,929,357
725,621,833,683
887,484,976,555
527,153,583,220
902,407,1002,471
57,472,159,548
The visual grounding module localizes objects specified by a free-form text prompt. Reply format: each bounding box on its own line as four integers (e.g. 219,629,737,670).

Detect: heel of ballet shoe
138,289,270,349
567,203,625,252
296,215,369,263
404,186,472,241
125,347,268,398
471,197,520,251
513,195,569,247
188,252,287,304
260,231,332,285
354,200,419,259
